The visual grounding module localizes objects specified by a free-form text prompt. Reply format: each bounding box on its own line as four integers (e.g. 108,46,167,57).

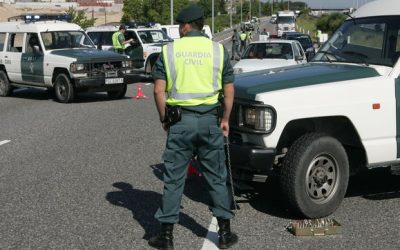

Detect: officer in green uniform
150,4,238,250
112,24,133,54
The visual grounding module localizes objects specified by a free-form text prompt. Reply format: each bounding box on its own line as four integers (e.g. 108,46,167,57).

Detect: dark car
283,32,316,61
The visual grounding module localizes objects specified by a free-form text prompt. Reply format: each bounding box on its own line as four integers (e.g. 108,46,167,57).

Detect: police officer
239,29,247,53
231,28,241,60
150,4,238,250
112,24,133,54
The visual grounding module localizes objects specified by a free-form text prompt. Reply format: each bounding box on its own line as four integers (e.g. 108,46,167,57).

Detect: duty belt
181,107,219,115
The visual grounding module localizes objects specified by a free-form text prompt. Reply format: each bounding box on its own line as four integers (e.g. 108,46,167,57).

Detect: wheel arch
145,52,160,73
276,116,367,175
52,68,72,87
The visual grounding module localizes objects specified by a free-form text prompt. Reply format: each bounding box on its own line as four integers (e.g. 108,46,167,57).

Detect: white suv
0,17,137,103
229,0,400,218
86,24,172,75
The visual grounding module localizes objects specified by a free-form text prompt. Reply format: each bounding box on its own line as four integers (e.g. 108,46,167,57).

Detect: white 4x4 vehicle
0,18,136,103
230,0,400,218
86,24,172,75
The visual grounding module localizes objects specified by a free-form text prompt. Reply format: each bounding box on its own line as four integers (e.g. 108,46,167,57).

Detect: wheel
0,71,11,97
280,133,349,218
107,84,127,99
54,73,74,103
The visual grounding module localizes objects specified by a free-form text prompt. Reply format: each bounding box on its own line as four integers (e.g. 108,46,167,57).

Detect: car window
101,32,114,46
292,42,300,57
313,18,396,66
25,33,42,53
243,43,293,59
41,31,94,50
7,33,24,52
125,31,139,44
0,33,6,51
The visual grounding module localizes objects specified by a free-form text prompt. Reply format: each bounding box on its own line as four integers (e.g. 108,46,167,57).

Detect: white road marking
201,217,219,250
0,140,11,146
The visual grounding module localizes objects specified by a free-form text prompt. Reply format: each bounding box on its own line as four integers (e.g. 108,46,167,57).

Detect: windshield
243,43,293,60
288,36,312,49
40,31,95,50
277,16,295,24
312,16,400,67
137,30,172,44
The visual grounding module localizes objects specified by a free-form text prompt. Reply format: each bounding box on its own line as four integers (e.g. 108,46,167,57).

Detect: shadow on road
105,182,208,240
10,88,132,103
239,168,400,219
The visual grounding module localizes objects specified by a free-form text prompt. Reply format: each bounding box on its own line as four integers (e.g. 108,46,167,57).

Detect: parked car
233,40,307,74
228,0,400,218
0,16,137,103
283,32,316,61
86,24,172,74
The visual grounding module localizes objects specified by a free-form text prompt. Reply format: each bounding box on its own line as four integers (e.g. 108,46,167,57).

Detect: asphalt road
1,84,399,250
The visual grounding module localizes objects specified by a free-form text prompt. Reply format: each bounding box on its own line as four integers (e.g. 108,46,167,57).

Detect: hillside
0,3,123,26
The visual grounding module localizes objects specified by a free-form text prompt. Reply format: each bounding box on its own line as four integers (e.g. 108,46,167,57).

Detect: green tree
122,0,144,22
66,7,96,29
316,12,347,35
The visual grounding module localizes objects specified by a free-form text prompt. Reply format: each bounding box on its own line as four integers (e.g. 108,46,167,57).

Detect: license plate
105,78,124,84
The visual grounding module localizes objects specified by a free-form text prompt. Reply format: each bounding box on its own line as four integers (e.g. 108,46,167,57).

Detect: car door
125,31,144,68
3,32,24,83
20,33,44,85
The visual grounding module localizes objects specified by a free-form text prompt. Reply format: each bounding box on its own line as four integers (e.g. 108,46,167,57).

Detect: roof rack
124,22,160,29
8,13,70,23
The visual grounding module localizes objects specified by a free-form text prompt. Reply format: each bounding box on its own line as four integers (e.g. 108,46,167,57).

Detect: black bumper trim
229,143,276,181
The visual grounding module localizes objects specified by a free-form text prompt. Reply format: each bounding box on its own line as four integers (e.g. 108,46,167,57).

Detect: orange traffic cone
134,83,149,100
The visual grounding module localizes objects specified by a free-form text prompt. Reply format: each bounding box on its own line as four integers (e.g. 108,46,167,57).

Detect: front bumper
229,142,276,182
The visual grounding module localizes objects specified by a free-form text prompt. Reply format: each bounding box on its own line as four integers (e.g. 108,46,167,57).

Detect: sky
262,0,376,9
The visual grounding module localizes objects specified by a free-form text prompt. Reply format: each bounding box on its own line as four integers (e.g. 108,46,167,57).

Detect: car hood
49,49,126,62
234,59,297,73
234,63,380,99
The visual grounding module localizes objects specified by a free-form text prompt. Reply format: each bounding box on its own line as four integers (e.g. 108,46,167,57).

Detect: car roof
0,21,82,33
249,39,295,45
352,0,400,18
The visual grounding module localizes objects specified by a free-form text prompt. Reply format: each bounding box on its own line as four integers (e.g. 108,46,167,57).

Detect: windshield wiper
316,50,338,63
341,51,369,66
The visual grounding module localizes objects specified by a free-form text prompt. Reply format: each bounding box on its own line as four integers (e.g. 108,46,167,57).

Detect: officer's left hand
220,118,229,137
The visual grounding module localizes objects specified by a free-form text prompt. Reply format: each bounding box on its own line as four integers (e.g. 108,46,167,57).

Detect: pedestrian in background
150,4,238,250
112,24,133,54
231,28,241,61
239,29,247,53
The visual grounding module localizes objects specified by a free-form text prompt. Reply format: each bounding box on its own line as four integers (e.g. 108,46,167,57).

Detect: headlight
233,67,243,74
122,60,132,68
232,103,276,133
243,107,274,131
70,63,86,73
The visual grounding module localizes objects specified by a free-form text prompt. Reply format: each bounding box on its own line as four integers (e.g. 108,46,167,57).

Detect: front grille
88,61,123,77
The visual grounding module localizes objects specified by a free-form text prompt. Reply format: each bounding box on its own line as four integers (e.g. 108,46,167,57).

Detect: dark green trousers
155,111,234,223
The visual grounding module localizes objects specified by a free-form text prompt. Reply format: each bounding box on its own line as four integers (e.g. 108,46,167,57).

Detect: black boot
217,218,238,249
148,223,174,250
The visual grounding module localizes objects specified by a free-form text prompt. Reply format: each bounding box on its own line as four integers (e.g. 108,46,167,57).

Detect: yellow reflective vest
163,36,224,106
112,31,123,49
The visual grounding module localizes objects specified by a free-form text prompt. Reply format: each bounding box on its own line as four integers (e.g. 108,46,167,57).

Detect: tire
280,133,349,218
0,71,11,97
107,84,127,99
54,73,74,103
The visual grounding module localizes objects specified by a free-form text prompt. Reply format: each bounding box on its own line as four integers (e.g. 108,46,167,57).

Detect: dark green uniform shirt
152,31,234,112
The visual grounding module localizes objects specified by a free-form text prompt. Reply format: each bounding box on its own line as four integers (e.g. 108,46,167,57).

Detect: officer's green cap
176,4,204,23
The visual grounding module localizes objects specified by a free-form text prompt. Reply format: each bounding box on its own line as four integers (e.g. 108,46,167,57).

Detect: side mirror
97,43,103,50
